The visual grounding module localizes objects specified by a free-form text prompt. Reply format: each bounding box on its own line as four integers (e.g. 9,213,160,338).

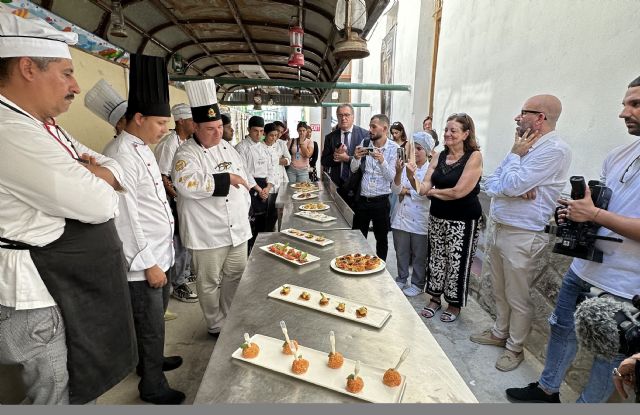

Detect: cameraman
507,76,640,403
614,353,639,400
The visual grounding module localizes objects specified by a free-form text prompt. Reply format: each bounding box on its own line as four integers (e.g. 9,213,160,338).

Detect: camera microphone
570,176,586,200
575,296,636,359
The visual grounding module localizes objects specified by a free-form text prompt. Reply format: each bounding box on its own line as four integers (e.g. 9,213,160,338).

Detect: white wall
350,0,436,135
433,0,640,181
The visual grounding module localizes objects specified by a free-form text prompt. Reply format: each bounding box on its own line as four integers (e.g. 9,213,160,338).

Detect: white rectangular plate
267,284,392,329
231,334,406,403
294,211,337,222
280,228,334,247
259,244,321,266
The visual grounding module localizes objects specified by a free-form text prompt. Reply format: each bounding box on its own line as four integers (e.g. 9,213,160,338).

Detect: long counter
276,174,354,231
194,230,477,403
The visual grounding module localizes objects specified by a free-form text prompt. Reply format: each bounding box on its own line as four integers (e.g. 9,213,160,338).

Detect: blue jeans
539,267,625,402
287,166,310,183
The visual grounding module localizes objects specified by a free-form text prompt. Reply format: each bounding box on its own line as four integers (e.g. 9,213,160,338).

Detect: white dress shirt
235,137,275,185
571,139,640,299
154,130,186,176
484,130,572,231
104,131,174,281
390,163,430,235
263,141,290,193
351,138,399,197
172,138,252,249
0,94,123,309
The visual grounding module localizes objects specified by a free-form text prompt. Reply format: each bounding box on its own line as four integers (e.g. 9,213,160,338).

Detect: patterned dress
425,150,482,307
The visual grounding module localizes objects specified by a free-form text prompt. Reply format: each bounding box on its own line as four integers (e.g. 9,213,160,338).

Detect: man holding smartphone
350,114,399,260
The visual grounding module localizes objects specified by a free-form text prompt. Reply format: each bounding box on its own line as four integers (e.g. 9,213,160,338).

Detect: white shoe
402,285,422,297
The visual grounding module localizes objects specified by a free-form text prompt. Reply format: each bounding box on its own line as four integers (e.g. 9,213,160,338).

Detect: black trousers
129,280,170,397
265,192,278,232
352,195,391,261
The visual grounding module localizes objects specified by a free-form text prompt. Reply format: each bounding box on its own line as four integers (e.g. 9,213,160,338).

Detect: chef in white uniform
104,54,184,405
235,115,275,251
83,78,128,140
262,122,290,231
154,103,198,303
172,78,252,338
0,13,135,404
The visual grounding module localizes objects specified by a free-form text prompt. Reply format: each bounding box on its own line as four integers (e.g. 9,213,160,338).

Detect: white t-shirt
570,139,640,299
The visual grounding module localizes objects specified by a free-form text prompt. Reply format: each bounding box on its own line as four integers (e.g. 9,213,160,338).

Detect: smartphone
397,147,407,163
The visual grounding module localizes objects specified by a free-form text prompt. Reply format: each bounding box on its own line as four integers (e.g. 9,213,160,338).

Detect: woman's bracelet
592,208,602,221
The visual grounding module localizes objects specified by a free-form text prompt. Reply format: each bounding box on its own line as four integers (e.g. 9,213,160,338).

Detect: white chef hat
412,131,435,153
84,79,128,127
0,12,78,59
185,79,221,123
171,103,192,121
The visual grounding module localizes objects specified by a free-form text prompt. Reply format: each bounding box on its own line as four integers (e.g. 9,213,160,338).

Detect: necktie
341,131,350,181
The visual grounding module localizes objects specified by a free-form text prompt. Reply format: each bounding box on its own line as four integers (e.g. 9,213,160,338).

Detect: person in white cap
154,103,198,304
0,13,136,404
104,54,185,405
391,131,435,297
83,78,127,140
172,79,251,338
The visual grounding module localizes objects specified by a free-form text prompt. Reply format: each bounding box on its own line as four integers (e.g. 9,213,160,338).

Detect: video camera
544,176,622,263
616,294,640,357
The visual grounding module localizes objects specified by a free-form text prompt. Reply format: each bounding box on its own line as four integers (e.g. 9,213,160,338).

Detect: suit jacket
321,125,369,186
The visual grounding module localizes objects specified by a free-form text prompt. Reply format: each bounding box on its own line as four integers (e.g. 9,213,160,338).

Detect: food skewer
280,320,291,345
394,347,410,370
329,330,336,355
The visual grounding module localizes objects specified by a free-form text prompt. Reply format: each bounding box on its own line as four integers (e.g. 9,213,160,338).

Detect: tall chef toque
84,79,128,127
0,12,78,58
126,54,171,118
184,79,221,123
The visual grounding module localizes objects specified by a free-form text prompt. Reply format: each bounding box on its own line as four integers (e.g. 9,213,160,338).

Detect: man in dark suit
321,103,369,205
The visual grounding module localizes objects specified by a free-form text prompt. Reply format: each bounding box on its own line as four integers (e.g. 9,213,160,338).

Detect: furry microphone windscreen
575,296,634,359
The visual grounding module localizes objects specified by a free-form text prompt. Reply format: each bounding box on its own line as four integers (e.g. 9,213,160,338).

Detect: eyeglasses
520,110,547,120
336,113,353,119
619,155,640,183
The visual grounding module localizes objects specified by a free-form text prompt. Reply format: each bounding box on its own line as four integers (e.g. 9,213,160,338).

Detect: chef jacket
103,131,174,281
172,137,252,249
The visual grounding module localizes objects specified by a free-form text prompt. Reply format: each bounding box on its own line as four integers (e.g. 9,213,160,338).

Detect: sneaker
396,281,407,289
164,310,178,321
495,349,524,372
506,382,560,403
470,329,507,347
186,273,197,284
402,285,423,297
171,284,198,303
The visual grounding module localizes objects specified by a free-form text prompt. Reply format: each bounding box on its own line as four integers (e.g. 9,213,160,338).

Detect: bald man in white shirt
471,95,572,372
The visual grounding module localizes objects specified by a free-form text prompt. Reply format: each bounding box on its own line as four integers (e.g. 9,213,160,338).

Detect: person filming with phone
350,114,399,261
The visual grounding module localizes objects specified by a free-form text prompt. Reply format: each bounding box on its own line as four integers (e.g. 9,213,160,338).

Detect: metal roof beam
147,0,233,77
170,76,410,91
224,0,268,76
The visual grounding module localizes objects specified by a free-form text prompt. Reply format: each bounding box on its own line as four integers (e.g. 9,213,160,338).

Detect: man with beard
350,113,399,260
221,113,234,142
506,76,640,402
470,95,572,372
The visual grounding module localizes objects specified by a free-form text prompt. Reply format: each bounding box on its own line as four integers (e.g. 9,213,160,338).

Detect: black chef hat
126,54,171,118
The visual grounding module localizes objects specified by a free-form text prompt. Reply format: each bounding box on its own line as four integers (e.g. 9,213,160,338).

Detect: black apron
1,219,137,404
250,177,269,216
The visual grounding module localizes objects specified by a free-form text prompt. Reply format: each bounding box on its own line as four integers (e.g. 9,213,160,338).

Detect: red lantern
288,25,304,68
